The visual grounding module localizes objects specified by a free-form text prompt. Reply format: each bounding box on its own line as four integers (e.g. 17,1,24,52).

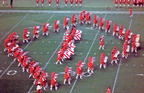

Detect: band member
126,0,130,6
87,56,95,74
36,84,42,93
113,23,119,36
41,0,44,6
79,0,82,6
2,0,8,6
50,72,58,91
106,86,111,93
53,20,60,32
48,0,52,6
64,66,72,84
125,29,133,44
85,12,91,24
119,0,123,6
63,17,69,29
99,35,105,50
56,52,63,64
114,0,118,6
70,0,74,6
122,41,130,59
56,0,60,6
93,15,99,28
79,10,86,24
43,23,49,36
76,61,85,79
118,25,125,40
36,0,39,6
129,8,133,17
33,25,40,39
99,17,105,30
64,0,68,6
99,53,108,69
71,14,77,27
105,20,112,33
22,28,30,43
75,0,79,6
111,47,120,65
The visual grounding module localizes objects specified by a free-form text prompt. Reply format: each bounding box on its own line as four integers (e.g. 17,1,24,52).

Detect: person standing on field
10,0,13,8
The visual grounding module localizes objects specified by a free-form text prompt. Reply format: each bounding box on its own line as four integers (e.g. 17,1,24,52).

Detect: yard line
0,61,15,78
0,13,55,79
0,10,144,14
112,15,133,93
27,14,65,93
0,12,4,16
23,13,55,50
69,14,107,93
27,39,63,93
0,13,29,41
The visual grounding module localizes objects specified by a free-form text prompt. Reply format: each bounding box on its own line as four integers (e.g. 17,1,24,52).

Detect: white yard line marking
0,10,144,14
69,14,107,93
0,13,29,41
27,14,65,93
0,13,55,79
27,37,63,93
23,13,55,50
112,15,133,93
0,12,4,16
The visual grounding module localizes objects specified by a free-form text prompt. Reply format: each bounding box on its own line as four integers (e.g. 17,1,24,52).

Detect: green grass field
0,0,144,93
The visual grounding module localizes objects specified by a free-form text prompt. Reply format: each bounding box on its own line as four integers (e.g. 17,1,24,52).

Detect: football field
0,0,144,93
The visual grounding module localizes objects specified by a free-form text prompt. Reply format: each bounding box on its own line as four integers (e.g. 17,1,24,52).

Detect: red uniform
113,23,119,36
48,0,52,6
36,0,39,3
75,0,78,6
126,0,130,6
43,23,49,36
23,28,30,43
114,0,118,6
79,0,82,6
105,20,111,33
119,0,123,6
50,72,58,90
79,11,85,24
56,0,59,4
119,25,125,40
87,57,94,74
63,17,69,29
54,20,60,32
64,66,72,84
71,14,77,27
41,0,44,4
33,25,40,39
70,0,74,5
99,53,107,69
129,8,133,17
93,15,99,27
106,87,111,93
99,35,105,50
85,12,91,24
99,17,105,30
64,0,68,6
48,0,52,3
76,61,84,79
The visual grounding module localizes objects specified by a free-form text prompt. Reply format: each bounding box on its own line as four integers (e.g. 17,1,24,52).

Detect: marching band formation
114,0,144,7
3,10,140,93
35,0,83,7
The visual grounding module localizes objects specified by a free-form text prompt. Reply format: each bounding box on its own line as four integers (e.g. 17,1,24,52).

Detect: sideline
0,10,144,14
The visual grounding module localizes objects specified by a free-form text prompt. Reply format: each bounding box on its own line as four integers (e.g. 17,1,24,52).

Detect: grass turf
0,0,144,93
